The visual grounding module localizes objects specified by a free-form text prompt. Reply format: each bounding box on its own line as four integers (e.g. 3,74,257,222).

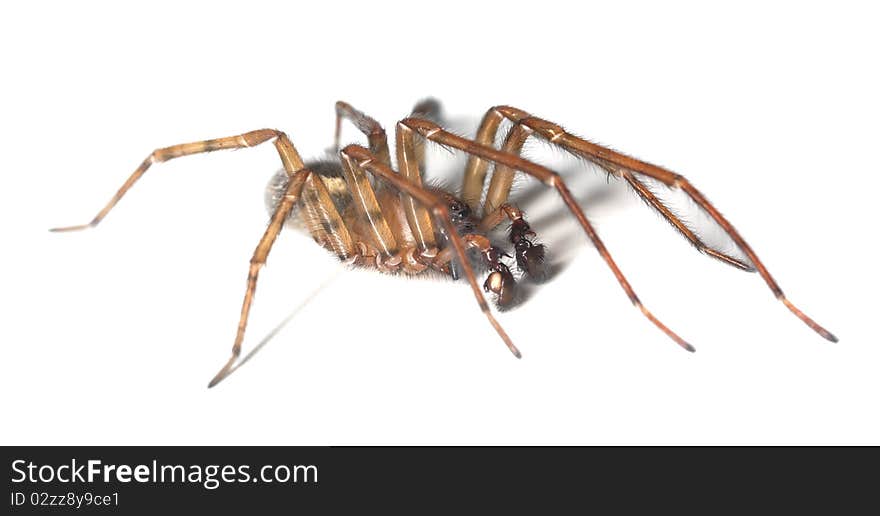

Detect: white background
2,1,877,445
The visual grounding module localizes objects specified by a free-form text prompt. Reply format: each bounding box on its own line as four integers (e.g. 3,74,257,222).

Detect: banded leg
469,107,752,271
452,110,836,343
334,100,437,253
340,145,520,358
299,173,357,260
622,173,754,271
401,117,696,352
395,121,437,251
461,106,530,210
396,99,442,250
334,101,391,165
473,110,835,342
209,169,311,387
334,98,442,164
50,129,306,232
338,147,400,256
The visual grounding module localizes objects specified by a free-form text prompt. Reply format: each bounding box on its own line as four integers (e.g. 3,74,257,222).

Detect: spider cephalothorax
51,98,837,387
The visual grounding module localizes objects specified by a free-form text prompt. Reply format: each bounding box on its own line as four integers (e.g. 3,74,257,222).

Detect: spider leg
470,107,753,272
337,139,400,257
299,173,357,259
622,173,754,271
50,129,306,231
402,117,695,352
483,123,532,217
395,122,437,250
432,233,490,266
434,112,836,343
496,112,834,342
334,101,391,165
213,164,360,387
461,106,531,210
339,145,520,358
334,101,438,252
209,169,311,388
43,125,318,386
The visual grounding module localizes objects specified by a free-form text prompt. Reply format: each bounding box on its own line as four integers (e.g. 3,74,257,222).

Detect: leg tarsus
676,177,837,342
334,101,391,165
49,222,97,233
49,129,298,232
780,295,838,343
208,355,237,388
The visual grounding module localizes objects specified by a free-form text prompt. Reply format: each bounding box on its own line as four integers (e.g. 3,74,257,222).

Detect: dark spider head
447,199,476,234
447,199,471,221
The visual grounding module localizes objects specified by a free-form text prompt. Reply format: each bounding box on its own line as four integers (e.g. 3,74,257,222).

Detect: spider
51,98,837,387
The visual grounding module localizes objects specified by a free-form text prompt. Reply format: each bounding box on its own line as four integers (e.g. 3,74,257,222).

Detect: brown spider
51,99,837,387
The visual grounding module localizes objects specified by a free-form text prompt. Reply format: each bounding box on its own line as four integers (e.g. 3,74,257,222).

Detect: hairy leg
51,129,305,232
478,110,834,342
401,117,699,351
209,168,311,387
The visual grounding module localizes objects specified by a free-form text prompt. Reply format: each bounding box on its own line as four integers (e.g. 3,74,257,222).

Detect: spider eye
449,201,470,218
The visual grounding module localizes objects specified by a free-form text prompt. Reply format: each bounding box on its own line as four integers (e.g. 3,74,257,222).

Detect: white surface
2,1,876,445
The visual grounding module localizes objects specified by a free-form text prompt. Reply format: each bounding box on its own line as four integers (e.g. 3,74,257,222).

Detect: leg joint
431,203,450,221
400,117,441,139
492,105,531,123
521,117,566,142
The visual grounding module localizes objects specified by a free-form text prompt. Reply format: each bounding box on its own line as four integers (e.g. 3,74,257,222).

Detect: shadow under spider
488,163,628,310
